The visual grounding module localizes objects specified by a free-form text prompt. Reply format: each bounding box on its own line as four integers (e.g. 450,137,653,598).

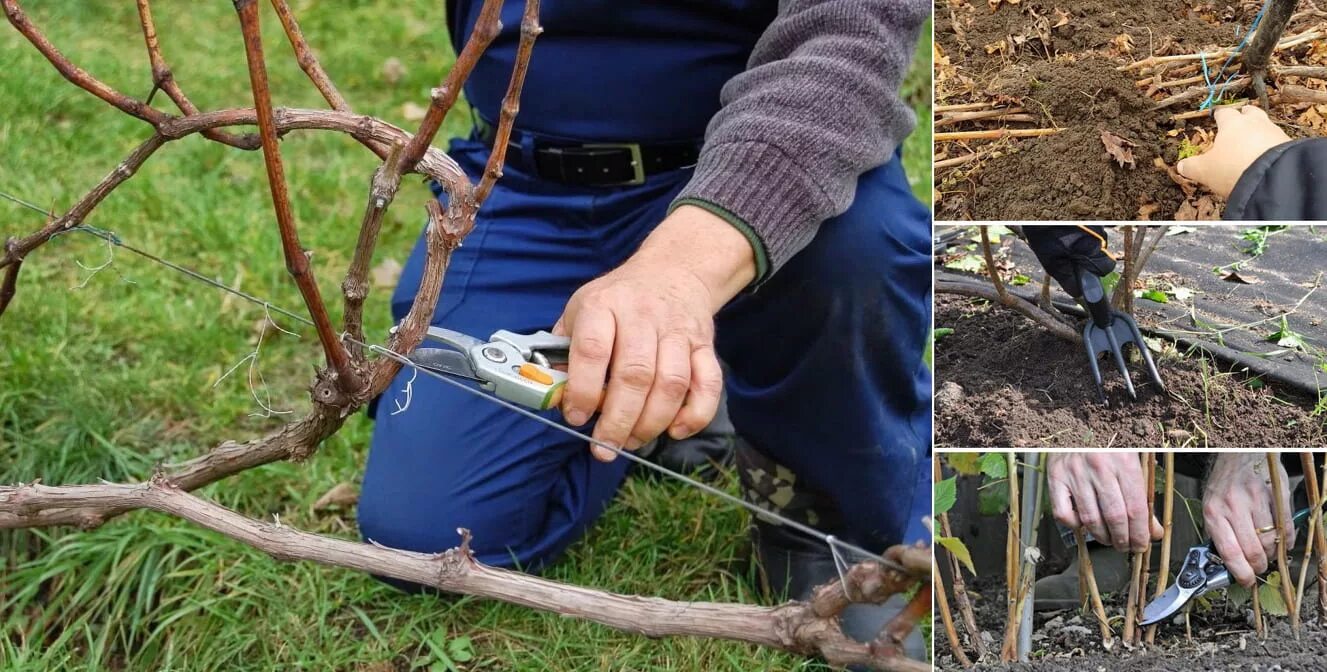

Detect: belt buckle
583,143,645,186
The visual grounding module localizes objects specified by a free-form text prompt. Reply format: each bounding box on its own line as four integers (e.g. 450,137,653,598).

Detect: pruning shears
1078,267,1165,405
1141,506,1311,626
397,325,570,411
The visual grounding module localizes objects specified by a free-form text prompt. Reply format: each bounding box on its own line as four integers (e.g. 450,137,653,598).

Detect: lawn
0,3,932,670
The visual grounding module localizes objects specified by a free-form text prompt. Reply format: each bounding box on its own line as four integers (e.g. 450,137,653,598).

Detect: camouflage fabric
736,438,844,531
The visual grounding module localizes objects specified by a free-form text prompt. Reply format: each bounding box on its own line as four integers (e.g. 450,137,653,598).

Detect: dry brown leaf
371,257,403,288
313,482,360,511
1154,157,1198,199
985,39,1008,55
1136,201,1162,220
381,57,405,85
1053,8,1071,27
402,101,427,122
1100,130,1138,169
1193,195,1220,220
1174,199,1198,220
1221,270,1258,284
1111,33,1135,55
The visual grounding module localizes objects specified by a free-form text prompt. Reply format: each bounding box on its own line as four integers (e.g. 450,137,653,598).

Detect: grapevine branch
0,479,931,672
0,2,929,669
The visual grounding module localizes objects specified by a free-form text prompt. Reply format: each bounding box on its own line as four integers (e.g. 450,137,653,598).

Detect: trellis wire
0,189,905,572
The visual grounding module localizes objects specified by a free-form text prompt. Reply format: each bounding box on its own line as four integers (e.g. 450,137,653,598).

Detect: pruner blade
1140,543,1229,626
1078,268,1165,406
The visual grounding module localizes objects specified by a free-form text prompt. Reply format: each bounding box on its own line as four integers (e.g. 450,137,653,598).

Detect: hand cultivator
1077,267,1165,404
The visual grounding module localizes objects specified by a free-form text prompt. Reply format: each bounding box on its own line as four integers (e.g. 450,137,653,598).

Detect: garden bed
934,225,1327,448
936,574,1327,671
934,0,1327,220
934,293,1325,448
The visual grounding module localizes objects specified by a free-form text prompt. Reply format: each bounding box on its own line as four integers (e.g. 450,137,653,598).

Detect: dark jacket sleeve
1224,138,1327,220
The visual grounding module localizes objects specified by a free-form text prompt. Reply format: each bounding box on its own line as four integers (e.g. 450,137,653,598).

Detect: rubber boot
635,393,734,483
1033,543,1132,611
739,440,925,665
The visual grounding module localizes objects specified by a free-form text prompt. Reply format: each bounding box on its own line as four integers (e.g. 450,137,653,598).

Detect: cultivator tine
1077,269,1165,405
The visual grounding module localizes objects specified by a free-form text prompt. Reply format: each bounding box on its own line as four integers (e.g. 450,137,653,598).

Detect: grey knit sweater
670,0,930,284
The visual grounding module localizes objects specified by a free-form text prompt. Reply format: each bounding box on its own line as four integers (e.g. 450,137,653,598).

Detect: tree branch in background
269,0,350,112
476,0,541,205
134,0,259,149
235,0,361,395
937,279,1081,343
1267,453,1300,638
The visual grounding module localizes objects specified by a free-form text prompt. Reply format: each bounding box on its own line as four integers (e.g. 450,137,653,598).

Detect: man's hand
1177,105,1291,200
1203,453,1294,588
554,205,755,462
1047,452,1163,552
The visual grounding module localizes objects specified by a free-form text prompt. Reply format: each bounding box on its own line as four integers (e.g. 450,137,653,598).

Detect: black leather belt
475,118,700,187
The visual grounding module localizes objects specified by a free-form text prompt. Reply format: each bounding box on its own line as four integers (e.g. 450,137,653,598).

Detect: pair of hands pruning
1048,452,1295,588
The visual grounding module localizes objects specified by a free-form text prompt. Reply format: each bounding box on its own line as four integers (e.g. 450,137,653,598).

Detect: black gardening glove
1022,225,1116,299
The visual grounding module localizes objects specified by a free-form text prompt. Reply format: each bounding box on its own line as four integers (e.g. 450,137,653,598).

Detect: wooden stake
937,457,987,660
1136,453,1156,644
1146,453,1175,644
1001,452,1021,662
1077,527,1113,645
1253,578,1265,638
935,552,973,668
1266,453,1299,638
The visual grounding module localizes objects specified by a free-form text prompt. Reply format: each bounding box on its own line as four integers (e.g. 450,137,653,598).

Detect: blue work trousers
358,133,932,572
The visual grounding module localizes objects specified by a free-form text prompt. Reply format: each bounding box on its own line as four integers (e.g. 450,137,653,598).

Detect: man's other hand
1047,451,1163,553
1203,452,1295,588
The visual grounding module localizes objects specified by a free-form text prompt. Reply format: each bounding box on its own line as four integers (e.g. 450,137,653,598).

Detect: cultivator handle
1078,268,1114,329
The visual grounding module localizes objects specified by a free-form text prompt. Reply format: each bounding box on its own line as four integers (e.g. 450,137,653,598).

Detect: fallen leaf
1100,130,1137,168
381,57,406,85
402,101,427,122
1053,8,1071,27
1194,195,1220,220
1111,33,1135,55
313,482,360,511
371,258,403,288
1136,201,1161,220
1221,270,1258,284
1154,157,1198,199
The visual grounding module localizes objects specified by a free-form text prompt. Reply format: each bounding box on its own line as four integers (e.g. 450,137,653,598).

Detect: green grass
0,3,932,670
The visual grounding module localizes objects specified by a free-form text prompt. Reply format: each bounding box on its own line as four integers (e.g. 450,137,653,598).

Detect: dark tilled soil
934,0,1312,221
934,295,1326,448
937,575,1327,671
938,0,1229,62
972,57,1185,220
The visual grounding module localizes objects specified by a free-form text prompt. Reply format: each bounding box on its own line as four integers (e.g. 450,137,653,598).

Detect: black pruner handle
1078,267,1114,329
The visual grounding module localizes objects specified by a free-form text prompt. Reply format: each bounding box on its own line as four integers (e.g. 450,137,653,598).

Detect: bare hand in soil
1203,453,1295,588
553,205,752,461
1047,452,1163,553
1177,106,1291,200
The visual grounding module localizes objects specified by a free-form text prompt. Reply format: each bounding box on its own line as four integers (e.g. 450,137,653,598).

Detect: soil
936,575,1327,671
934,0,1327,221
973,57,1185,221
933,294,1326,448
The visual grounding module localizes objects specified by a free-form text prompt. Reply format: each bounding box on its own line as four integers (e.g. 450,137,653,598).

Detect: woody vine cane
0,2,930,670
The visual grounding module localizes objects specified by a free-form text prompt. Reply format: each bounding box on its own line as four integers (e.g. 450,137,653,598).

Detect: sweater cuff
671,140,829,284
